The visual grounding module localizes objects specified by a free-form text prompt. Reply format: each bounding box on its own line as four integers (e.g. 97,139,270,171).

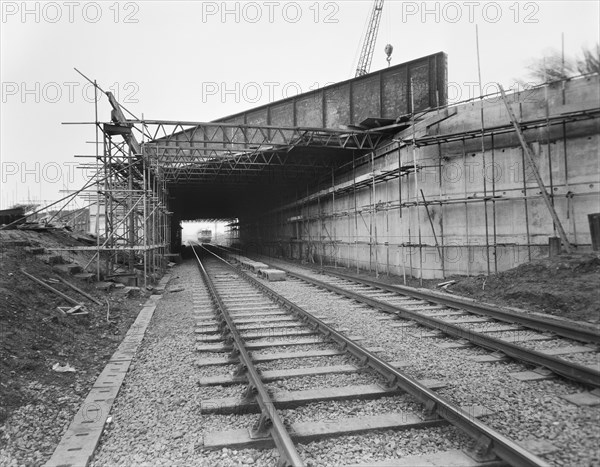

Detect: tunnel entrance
180,219,237,247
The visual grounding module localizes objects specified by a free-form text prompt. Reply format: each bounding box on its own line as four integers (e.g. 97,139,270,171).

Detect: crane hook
385,44,393,66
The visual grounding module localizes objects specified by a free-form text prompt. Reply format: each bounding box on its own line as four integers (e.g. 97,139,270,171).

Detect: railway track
192,245,553,466
220,248,600,389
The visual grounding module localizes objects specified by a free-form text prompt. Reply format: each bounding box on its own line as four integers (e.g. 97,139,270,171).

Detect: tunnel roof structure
112,52,447,220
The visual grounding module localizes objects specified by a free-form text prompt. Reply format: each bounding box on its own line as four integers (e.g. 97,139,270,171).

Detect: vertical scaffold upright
78,88,171,287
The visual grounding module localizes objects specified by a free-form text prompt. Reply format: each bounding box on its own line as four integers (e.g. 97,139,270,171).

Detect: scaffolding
49,73,395,286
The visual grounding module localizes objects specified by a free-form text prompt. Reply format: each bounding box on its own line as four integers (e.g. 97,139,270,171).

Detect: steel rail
319,270,600,345
204,247,550,467
279,269,599,388
191,247,304,467
216,248,599,344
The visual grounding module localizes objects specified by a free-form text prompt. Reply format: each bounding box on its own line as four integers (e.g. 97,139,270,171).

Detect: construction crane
355,0,389,77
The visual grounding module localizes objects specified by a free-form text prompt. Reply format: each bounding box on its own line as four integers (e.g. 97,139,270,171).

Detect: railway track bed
52,248,598,466
204,247,598,465
235,251,600,389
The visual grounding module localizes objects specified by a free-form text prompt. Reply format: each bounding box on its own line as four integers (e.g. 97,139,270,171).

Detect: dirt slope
0,229,148,465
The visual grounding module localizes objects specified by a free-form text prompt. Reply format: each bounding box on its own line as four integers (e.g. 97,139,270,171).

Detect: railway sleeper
198,360,410,386
202,409,490,451
195,347,386,366
200,380,447,415
195,335,366,352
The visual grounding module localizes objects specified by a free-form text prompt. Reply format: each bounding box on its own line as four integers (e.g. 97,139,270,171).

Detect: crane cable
385,1,393,66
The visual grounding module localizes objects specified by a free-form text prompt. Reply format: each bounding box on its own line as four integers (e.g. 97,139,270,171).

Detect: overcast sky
1,0,599,210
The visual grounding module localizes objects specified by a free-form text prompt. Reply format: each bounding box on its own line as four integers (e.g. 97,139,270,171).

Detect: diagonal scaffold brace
499,84,573,253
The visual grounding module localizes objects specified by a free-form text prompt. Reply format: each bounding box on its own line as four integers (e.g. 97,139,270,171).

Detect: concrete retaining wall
239,75,600,279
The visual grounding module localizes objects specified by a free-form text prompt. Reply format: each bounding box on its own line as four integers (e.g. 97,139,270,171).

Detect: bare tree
523,48,575,84
517,44,599,86
576,44,600,74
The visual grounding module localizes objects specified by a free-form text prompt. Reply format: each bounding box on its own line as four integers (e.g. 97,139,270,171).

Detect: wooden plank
199,364,360,386
226,305,280,312
542,346,596,356
478,325,524,333
229,311,288,318
232,316,297,324
195,335,365,353
501,334,554,343
204,405,493,450
204,413,433,450
422,310,466,317
200,380,446,414
223,296,270,301
195,317,304,327
218,294,263,299
199,361,409,386
348,449,506,466
410,330,445,338
195,328,320,342
468,354,509,363
561,390,600,406
196,334,223,343
196,337,321,353
405,305,447,311
196,347,385,366
435,341,472,349
445,317,492,324
57,276,103,305
195,321,312,334
237,321,303,331
196,349,345,366
509,370,555,382
20,269,82,307
240,329,317,340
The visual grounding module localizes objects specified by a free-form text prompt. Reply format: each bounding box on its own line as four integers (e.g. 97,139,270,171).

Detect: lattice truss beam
123,120,388,183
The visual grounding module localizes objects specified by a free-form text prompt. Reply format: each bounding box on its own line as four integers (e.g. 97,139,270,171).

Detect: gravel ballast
51,254,595,466
250,257,600,466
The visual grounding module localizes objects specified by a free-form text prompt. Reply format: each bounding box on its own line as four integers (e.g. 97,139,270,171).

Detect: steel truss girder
130,120,384,183
132,119,384,151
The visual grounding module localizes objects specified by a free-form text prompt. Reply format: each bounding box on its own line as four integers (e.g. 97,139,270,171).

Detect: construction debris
56,277,103,306
19,269,82,307
52,363,76,373
56,305,87,315
95,282,115,292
